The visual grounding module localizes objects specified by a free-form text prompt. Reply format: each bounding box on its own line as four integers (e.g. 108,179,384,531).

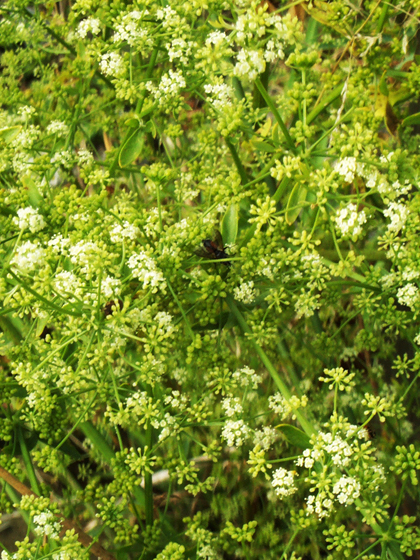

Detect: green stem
7,270,81,317
166,279,195,341
226,295,314,436
225,138,248,185
110,45,160,174
144,420,154,526
272,177,290,204
18,425,40,495
279,529,299,560
376,1,389,33
56,388,99,450
350,540,380,560
389,478,408,524
254,78,296,152
307,84,343,125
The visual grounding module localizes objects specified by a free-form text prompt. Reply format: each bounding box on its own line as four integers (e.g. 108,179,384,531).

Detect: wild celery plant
0,0,420,558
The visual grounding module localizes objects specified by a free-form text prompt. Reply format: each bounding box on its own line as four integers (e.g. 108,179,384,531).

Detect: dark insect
39,326,54,341
358,423,376,440
103,299,124,317
197,230,231,267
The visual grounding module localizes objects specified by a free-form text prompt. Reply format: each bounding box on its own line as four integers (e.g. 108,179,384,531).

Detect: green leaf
384,543,405,560
379,72,389,96
22,175,44,208
0,126,21,143
0,315,23,344
222,204,238,246
402,112,420,126
277,424,311,449
286,183,307,225
2,431,38,456
36,316,49,337
253,141,276,153
118,127,144,168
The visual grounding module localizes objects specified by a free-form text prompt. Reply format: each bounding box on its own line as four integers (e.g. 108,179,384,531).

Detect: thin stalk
226,295,314,436
56,388,99,450
144,420,154,526
254,78,296,153
307,83,343,124
166,279,195,341
110,45,160,173
18,425,40,495
225,138,248,185
279,529,299,560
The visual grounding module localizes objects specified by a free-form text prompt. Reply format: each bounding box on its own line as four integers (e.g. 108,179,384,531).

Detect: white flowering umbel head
271,468,297,498
13,207,46,233
11,241,46,272
127,251,166,293
335,203,367,240
33,510,62,539
221,419,250,447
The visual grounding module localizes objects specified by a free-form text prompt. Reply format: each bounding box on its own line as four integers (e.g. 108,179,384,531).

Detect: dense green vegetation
1,0,420,558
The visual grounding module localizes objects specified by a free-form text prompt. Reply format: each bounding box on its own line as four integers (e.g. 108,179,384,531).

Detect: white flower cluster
155,6,180,28
48,234,70,254
69,240,101,275
145,70,186,107
17,105,36,119
334,157,360,183
113,11,152,49
234,49,265,81
296,431,355,470
99,52,126,78
253,426,277,450
206,30,226,47
110,221,140,243
306,494,333,518
332,475,360,505
233,281,256,304
221,397,243,417
32,510,62,539
12,125,39,149
51,150,74,169
54,271,84,302
232,366,262,389
293,426,373,518
11,241,45,272
335,203,367,239
269,393,308,421
166,38,193,64
264,38,285,62
204,82,234,110
154,311,174,337
383,202,409,232
46,120,69,136
13,207,46,233
101,276,121,298
397,283,419,310
271,467,297,498
77,149,95,167
158,412,180,441
221,419,250,447
127,251,166,293
164,390,188,410
76,17,101,38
